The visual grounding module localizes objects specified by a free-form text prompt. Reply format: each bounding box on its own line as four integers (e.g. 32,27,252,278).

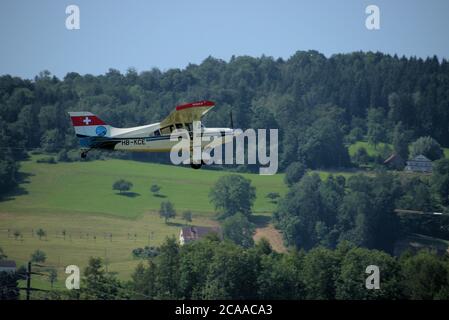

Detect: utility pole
26,261,31,300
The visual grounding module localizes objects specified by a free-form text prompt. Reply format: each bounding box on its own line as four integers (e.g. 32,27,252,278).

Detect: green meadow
1,157,286,218
0,157,287,284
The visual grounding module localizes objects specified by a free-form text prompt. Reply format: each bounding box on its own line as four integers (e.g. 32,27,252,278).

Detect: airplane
68,100,234,169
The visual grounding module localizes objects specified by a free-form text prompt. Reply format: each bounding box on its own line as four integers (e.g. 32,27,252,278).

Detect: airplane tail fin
68,112,112,148
68,111,111,136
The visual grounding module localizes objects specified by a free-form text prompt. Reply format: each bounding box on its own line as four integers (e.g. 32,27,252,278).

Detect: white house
179,226,222,245
404,154,433,173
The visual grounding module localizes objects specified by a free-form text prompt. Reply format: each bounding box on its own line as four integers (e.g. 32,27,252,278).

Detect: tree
367,108,386,148
335,246,403,299
274,173,344,249
13,230,21,240
209,174,256,219
222,213,255,248
431,158,449,206
400,250,449,299
257,252,304,299
154,236,180,299
392,122,410,160
131,261,156,299
299,116,350,169
81,257,124,299
338,173,401,253
410,136,444,161
182,211,192,224
159,200,176,223
31,249,46,263
397,177,434,211
203,243,259,299
48,268,57,288
113,179,133,194
0,271,19,300
36,228,46,240
301,247,339,299
150,184,161,196
284,162,306,186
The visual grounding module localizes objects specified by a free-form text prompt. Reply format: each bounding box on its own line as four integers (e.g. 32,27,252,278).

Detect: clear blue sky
1,0,448,79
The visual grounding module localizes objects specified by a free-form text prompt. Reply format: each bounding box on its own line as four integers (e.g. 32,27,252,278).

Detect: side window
185,123,192,132
154,130,161,136
175,123,183,129
160,125,174,135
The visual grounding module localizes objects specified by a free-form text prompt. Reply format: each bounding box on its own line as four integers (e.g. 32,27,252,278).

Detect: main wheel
190,162,202,170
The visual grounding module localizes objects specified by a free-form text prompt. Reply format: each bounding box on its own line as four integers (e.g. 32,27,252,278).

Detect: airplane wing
160,100,215,127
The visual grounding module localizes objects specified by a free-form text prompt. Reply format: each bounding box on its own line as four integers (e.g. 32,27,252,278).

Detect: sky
1,0,448,79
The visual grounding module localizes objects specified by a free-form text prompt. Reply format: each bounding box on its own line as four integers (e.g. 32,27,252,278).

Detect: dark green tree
0,271,20,300
410,136,444,161
30,249,46,263
150,184,161,196
113,179,133,194
159,200,176,223
222,213,255,248
181,211,192,224
36,228,46,240
81,257,125,300
367,108,386,148
209,174,256,218
400,250,449,299
431,158,449,206
392,121,410,161
284,161,306,186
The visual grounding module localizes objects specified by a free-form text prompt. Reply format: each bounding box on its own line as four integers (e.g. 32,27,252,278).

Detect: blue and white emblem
96,126,107,137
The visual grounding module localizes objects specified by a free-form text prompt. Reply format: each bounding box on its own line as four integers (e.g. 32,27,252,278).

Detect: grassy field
0,156,288,290
348,141,391,157
0,157,286,217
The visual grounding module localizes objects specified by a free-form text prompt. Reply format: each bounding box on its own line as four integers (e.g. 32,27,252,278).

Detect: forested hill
1,50,449,188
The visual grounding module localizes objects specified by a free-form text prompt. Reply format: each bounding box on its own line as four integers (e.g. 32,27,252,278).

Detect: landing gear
190,162,202,170
80,149,91,159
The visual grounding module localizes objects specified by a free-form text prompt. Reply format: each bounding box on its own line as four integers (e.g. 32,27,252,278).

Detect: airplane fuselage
75,118,233,153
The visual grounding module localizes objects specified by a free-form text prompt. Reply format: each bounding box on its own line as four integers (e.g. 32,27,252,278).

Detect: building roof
0,260,16,268
181,226,221,241
410,154,431,162
384,153,396,164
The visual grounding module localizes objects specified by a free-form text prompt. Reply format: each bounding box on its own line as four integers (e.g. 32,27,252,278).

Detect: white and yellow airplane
69,101,234,169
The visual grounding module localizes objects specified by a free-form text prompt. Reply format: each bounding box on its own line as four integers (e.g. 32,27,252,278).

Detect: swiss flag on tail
69,112,106,127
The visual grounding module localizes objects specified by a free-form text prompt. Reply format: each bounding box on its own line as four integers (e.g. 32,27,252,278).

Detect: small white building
0,260,16,273
404,155,433,173
179,226,222,245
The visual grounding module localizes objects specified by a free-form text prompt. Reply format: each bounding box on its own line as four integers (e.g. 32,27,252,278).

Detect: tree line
4,237,449,300
276,159,449,252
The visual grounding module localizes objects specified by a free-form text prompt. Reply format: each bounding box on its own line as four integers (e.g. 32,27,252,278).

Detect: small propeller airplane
69,100,234,169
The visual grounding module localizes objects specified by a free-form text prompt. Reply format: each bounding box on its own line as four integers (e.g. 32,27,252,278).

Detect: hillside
0,156,287,281
1,156,286,217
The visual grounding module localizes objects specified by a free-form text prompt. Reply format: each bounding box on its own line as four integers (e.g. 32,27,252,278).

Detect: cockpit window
160,125,174,135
